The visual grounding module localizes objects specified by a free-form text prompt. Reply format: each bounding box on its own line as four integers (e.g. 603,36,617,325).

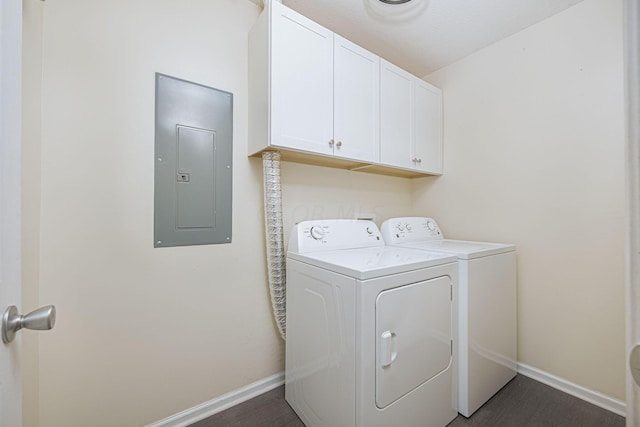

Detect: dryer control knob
310,226,325,240
396,223,405,231
426,221,436,231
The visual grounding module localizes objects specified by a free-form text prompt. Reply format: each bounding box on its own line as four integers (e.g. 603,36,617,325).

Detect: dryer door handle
380,330,398,368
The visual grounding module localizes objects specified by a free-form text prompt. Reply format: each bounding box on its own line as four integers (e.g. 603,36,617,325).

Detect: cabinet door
380,59,413,169
333,35,379,163
270,2,334,155
414,80,443,174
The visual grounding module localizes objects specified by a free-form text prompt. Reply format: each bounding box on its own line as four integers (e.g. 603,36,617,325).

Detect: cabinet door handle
329,139,334,147
336,141,342,148
417,158,422,164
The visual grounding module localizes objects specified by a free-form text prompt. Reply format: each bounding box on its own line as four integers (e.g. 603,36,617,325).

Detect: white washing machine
381,217,517,418
286,219,458,427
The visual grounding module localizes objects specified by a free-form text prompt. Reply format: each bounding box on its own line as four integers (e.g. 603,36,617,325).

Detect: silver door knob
2,305,56,344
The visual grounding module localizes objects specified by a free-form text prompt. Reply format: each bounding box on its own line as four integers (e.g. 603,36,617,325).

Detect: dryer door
375,276,452,409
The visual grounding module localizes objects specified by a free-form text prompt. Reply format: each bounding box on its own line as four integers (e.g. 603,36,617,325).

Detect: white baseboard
146,372,285,427
517,363,626,417
147,365,626,425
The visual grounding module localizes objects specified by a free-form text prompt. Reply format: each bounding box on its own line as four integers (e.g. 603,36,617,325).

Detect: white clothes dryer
286,219,458,427
381,217,517,418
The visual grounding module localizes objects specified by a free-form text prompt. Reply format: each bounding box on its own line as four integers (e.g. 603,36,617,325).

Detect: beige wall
415,0,625,400
31,0,412,426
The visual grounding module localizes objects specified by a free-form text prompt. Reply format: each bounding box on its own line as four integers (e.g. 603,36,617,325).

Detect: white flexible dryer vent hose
262,151,286,340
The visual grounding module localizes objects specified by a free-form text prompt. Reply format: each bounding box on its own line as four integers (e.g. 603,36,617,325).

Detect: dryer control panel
381,217,444,244
289,219,384,254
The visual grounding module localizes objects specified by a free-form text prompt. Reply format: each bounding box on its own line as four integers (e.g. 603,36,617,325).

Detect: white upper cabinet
249,2,441,176
333,35,380,163
249,1,379,163
380,59,443,175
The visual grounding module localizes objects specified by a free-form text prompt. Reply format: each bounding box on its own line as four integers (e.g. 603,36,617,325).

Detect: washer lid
397,239,515,260
287,246,456,280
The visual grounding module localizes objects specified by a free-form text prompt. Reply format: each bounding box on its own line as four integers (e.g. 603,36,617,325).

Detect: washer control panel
289,220,384,254
380,217,444,244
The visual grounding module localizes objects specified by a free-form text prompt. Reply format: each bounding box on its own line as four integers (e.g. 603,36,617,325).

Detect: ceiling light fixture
366,0,427,23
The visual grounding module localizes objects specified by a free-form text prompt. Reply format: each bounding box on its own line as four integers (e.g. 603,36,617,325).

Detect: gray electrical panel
154,74,233,247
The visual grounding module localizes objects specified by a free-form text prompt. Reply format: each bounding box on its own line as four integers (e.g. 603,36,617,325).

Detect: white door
413,80,443,174
0,0,23,425
333,35,379,163
270,1,334,156
379,59,413,170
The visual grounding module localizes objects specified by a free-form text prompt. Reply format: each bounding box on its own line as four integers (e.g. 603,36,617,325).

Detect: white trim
517,363,626,418
0,0,23,425
625,0,640,424
146,372,285,427
141,365,626,425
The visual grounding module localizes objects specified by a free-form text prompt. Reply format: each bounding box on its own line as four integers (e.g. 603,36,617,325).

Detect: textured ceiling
248,0,584,77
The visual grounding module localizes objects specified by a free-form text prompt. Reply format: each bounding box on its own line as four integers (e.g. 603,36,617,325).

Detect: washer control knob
405,223,412,231
310,226,325,240
426,221,436,231
396,223,405,231
366,226,373,235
